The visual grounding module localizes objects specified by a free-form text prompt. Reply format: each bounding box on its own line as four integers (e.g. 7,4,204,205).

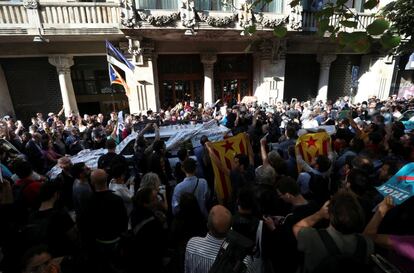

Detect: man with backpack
172,158,210,218
293,190,374,273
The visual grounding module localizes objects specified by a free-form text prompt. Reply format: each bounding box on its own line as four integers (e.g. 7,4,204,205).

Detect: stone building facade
0,0,400,120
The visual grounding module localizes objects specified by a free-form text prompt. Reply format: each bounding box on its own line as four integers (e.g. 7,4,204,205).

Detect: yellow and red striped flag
208,133,251,202
295,131,331,170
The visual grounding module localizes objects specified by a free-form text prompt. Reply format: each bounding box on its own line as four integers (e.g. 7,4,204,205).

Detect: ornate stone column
48,56,79,116
316,54,337,102
201,53,217,106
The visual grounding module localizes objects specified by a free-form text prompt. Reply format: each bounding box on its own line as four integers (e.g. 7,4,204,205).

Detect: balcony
0,1,375,37
0,1,122,36
302,11,375,32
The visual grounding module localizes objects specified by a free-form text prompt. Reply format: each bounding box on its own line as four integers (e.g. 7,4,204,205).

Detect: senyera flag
377,162,414,205
295,131,331,171
208,133,251,202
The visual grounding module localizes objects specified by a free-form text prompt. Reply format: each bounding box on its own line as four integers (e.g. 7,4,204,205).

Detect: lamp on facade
405,53,414,70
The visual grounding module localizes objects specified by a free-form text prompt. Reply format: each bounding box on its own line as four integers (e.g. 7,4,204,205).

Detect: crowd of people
0,95,414,273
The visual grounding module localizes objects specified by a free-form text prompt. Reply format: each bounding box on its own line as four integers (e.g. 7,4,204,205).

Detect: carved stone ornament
238,1,254,28
257,39,287,62
289,4,303,30
180,0,196,28
137,10,180,26
256,13,289,28
120,0,137,27
272,39,287,61
197,12,237,27
259,40,274,60
23,0,38,9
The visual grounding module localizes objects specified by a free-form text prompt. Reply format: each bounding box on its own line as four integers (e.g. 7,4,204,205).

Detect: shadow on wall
284,54,319,102
0,57,62,123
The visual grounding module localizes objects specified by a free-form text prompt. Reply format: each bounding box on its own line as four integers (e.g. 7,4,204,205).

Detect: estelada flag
295,131,331,171
109,64,130,98
208,133,251,201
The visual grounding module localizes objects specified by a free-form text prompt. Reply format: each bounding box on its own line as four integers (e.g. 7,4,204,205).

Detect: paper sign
376,162,414,205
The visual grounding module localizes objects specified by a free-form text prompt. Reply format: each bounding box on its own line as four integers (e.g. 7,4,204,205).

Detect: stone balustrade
0,1,375,37
0,3,30,34
302,11,375,32
0,1,122,36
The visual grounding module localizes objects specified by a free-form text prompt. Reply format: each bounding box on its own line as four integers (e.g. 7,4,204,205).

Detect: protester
184,205,233,273
293,190,374,273
172,158,210,218
1,94,414,273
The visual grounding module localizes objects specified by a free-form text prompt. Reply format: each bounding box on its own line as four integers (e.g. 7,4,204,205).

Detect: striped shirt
185,234,224,273
185,233,253,273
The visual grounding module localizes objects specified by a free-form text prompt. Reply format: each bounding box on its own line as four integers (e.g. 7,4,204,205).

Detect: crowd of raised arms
0,94,414,273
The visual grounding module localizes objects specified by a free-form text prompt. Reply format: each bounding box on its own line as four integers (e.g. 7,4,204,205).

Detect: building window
195,0,232,11
254,0,284,14
214,54,252,103
136,0,178,9
71,56,124,96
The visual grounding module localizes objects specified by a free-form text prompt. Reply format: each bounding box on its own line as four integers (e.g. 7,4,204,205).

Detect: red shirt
15,178,42,208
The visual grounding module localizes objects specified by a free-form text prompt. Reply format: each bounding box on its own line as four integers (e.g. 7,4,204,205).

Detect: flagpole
106,42,116,113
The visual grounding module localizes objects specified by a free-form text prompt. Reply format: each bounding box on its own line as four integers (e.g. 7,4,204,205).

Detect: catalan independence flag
208,133,251,201
295,131,331,171
109,64,130,97
106,40,135,74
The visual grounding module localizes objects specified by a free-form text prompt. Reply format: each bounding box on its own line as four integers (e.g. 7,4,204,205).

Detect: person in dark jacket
128,187,167,273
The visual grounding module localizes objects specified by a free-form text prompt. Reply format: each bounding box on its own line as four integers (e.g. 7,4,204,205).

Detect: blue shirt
1,163,13,179
172,176,209,218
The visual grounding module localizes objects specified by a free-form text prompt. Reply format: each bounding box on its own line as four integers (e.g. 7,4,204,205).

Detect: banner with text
376,162,414,205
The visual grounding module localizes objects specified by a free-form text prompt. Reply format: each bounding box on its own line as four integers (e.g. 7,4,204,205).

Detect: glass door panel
239,79,249,99
175,80,192,103
193,80,203,104
162,81,174,107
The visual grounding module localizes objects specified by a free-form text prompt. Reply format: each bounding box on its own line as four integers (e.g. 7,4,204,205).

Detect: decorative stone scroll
120,0,137,28
257,39,287,62
137,10,180,26
238,1,254,28
122,1,292,31
197,12,238,27
180,0,196,28
23,0,38,9
256,13,288,28
289,4,303,30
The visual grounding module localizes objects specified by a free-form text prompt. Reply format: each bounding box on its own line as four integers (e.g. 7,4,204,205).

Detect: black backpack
312,229,371,273
179,178,199,210
208,230,255,273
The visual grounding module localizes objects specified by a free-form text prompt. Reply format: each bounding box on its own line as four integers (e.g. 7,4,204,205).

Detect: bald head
91,169,108,190
207,205,232,239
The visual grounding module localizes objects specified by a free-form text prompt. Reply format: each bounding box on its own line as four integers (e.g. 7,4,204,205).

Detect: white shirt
109,180,134,215
302,119,319,129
